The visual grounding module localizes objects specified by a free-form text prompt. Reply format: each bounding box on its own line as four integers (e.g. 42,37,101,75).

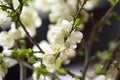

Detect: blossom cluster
31,0,84,79
0,0,42,79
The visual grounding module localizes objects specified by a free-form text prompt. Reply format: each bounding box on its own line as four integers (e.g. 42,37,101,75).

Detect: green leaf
105,20,112,26
18,49,29,58
97,51,112,60
94,64,106,74
12,48,34,58
23,2,29,6
0,54,4,63
74,18,82,29
55,58,62,69
28,56,36,63
35,67,48,77
57,68,67,75
74,75,80,80
28,48,34,55
109,41,116,49
116,16,120,22
108,0,119,5
12,50,18,58
41,64,46,69
1,6,7,11
110,62,120,68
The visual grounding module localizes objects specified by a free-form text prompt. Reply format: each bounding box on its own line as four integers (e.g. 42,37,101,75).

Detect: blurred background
0,0,120,80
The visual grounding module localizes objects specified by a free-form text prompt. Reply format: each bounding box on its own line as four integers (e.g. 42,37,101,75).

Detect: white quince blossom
34,0,51,12
47,25,64,44
32,40,55,54
49,12,60,23
67,0,77,11
59,49,76,65
93,75,114,80
33,73,51,80
69,31,83,44
3,57,17,68
33,53,43,58
85,0,101,11
43,54,56,73
50,44,65,54
0,31,15,49
47,20,72,44
2,48,12,56
0,11,8,25
33,61,41,68
61,20,72,34
19,7,42,37
49,2,72,22
12,0,19,9
9,24,21,40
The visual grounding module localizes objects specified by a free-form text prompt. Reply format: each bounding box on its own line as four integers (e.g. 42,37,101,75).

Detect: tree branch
81,1,120,80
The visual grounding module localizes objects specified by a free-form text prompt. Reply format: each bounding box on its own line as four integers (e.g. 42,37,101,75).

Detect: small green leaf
57,68,67,75
56,58,62,69
109,41,116,49
41,64,46,69
12,50,18,58
18,49,28,58
97,51,112,60
94,64,106,74
108,0,119,5
35,67,48,76
28,48,34,55
105,20,112,26
110,62,120,68
116,16,120,22
28,56,36,63
23,2,29,6
74,75,80,80
74,18,82,28
12,48,34,58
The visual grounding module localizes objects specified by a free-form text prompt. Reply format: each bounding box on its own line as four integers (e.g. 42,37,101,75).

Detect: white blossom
33,53,43,58
34,0,50,12
59,49,76,65
9,24,21,40
69,31,83,44
19,7,42,37
33,73,51,80
3,58,17,68
43,54,56,73
93,75,114,80
33,61,41,68
2,48,12,56
47,26,64,44
0,31,15,49
12,0,19,9
0,11,8,25
85,0,101,11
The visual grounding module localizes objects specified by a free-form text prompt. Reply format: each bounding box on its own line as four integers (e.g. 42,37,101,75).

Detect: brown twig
81,1,120,80
18,59,27,80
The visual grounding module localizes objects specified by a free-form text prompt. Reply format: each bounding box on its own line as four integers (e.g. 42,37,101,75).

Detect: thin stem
66,70,81,79
18,59,27,80
49,73,61,80
81,1,120,80
18,18,44,53
16,0,44,53
115,70,120,80
17,59,34,70
104,41,120,72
